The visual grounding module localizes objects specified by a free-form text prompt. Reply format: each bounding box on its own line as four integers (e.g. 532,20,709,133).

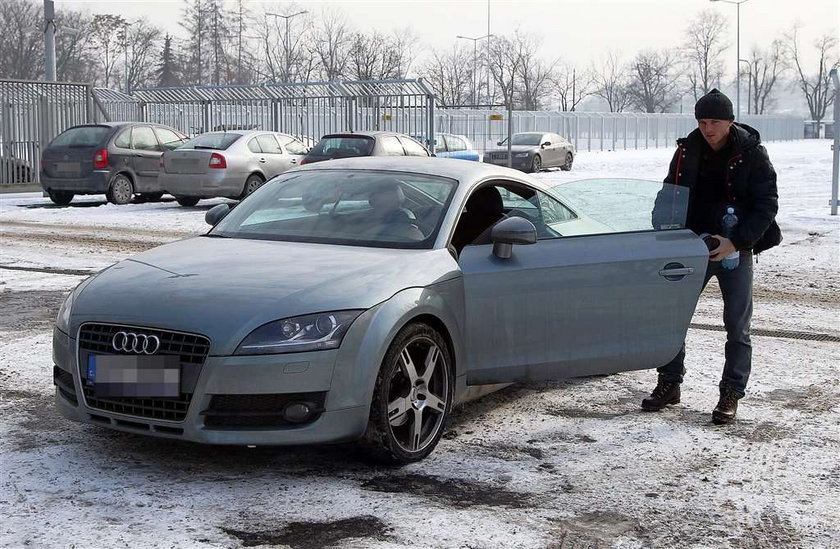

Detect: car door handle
258,158,266,163
290,158,297,164
659,264,694,280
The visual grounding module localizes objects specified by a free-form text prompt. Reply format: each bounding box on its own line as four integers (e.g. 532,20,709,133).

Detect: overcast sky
59,0,838,71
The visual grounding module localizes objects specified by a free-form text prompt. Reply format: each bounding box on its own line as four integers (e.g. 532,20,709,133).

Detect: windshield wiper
202,233,229,238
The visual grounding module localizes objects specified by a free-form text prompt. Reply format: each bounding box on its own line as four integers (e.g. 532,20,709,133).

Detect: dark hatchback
40,122,189,205
299,131,431,165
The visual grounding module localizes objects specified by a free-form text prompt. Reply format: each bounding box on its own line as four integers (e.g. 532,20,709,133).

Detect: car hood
71,237,460,354
485,145,537,154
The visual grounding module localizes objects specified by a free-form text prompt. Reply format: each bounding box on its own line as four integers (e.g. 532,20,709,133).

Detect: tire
175,196,200,207
239,174,264,200
47,190,74,206
363,322,453,464
561,152,574,171
106,174,134,205
530,155,542,173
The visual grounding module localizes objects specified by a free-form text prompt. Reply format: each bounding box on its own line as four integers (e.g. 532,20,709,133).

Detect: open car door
458,178,708,385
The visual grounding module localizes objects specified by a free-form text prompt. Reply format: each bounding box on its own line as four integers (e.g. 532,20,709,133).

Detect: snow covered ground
0,140,838,548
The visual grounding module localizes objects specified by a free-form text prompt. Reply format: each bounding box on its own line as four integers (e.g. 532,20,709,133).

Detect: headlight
55,266,112,334
235,310,363,355
514,152,530,158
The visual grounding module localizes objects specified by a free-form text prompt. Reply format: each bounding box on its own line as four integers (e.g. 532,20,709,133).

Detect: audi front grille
77,323,211,422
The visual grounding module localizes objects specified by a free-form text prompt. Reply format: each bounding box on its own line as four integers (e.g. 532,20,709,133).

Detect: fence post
830,69,839,216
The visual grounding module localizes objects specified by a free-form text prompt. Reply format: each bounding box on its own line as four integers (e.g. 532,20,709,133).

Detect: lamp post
710,0,750,120
266,10,308,83
456,33,493,106
739,58,752,114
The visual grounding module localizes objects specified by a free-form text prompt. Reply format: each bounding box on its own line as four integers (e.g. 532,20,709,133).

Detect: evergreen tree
157,34,181,87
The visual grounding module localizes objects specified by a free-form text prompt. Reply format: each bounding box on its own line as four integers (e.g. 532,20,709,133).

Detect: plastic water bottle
721,206,740,270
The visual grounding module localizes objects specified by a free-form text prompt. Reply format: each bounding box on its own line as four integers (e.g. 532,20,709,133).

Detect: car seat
451,186,505,253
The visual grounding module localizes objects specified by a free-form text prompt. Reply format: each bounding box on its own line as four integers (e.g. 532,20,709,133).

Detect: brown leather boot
641,376,681,411
713,386,740,424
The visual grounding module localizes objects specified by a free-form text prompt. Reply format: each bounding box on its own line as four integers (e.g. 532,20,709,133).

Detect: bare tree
787,26,839,124
487,33,527,108
627,50,681,113
309,7,353,81
228,0,253,84
179,0,209,85
91,13,128,88
0,0,43,79
419,44,473,106
552,62,593,112
251,5,312,83
122,19,162,91
745,40,786,114
684,9,729,101
591,52,631,112
349,30,416,81
513,33,555,110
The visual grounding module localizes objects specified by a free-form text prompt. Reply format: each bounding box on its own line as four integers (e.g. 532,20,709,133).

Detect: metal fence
435,110,804,154
94,80,436,144
0,79,93,185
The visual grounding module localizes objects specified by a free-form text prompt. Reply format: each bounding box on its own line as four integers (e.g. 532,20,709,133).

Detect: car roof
292,156,543,188
321,131,413,139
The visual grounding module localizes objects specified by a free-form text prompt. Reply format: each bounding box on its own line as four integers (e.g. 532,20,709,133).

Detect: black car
40,122,189,205
299,131,431,165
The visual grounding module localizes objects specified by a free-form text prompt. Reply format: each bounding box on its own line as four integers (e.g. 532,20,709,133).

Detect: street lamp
456,33,492,106
710,0,750,120
739,58,752,114
266,10,308,83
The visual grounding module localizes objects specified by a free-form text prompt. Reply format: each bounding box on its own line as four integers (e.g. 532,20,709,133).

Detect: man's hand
708,235,737,261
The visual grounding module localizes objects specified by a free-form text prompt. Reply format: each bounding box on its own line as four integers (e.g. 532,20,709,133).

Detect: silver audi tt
53,157,707,463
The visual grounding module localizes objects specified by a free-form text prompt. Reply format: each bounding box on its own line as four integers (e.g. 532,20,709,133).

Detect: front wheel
47,190,74,206
561,152,574,171
530,155,542,173
175,196,200,207
106,174,134,205
363,323,453,464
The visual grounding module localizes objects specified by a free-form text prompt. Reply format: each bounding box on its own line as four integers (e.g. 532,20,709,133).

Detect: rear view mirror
497,141,503,146
542,141,551,148
205,203,231,226
491,216,537,259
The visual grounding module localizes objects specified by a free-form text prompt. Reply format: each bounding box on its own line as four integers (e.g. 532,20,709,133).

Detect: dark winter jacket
653,123,780,253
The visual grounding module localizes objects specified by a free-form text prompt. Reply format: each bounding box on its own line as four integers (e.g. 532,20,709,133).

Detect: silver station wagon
158,130,309,206
53,157,706,463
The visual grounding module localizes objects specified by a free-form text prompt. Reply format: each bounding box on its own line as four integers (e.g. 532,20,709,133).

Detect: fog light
282,402,313,423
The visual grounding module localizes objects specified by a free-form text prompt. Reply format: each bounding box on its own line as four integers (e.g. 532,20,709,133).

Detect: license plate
88,355,180,397
54,161,80,173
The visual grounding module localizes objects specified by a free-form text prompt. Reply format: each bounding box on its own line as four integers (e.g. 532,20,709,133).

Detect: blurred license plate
54,162,80,173
88,355,180,397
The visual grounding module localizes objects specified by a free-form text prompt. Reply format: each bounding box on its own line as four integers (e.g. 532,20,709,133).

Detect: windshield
549,178,690,233
181,133,241,150
50,126,111,148
510,133,544,146
309,136,375,158
211,170,458,248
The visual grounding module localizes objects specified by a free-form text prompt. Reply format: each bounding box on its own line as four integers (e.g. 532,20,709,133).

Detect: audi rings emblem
112,332,161,355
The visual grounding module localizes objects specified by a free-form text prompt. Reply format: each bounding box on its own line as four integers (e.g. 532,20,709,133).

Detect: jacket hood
681,122,762,154
70,237,459,354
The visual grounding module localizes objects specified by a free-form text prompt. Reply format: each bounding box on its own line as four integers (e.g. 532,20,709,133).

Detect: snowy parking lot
1,140,838,548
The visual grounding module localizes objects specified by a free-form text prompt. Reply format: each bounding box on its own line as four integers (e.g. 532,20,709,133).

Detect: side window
256,134,282,154
278,136,308,155
449,136,467,152
247,138,262,153
399,137,430,157
154,127,186,151
114,129,131,149
132,126,160,151
496,184,563,240
537,189,577,225
380,136,405,156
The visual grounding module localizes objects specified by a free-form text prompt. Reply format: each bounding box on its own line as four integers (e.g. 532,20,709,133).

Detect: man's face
697,118,733,150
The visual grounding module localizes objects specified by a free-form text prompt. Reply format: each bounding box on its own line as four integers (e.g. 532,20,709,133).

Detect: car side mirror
491,216,537,259
205,203,231,226
496,141,503,146
541,141,551,148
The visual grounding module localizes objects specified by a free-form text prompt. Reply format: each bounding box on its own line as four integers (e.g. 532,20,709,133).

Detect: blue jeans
658,252,754,398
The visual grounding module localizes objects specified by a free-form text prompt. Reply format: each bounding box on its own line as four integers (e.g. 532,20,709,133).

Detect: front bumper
159,171,247,198
52,325,370,445
40,170,111,193
482,156,532,171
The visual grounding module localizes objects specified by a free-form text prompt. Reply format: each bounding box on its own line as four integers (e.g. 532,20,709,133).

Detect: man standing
643,88,781,424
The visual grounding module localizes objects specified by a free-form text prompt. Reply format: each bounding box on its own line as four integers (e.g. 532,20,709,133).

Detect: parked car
483,132,575,173
39,122,190,205
431,133,481,162
52,157,707,463
300,131,431,165
158,131,309,206
0,155,33,184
